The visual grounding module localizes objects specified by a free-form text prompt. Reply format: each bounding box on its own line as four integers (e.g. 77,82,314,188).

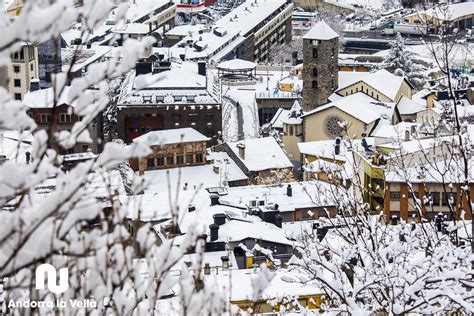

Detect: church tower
302,21,339,111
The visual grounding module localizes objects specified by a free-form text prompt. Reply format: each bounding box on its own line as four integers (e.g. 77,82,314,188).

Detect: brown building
302,21,339,111
23,87,100,153
384,176,474,222
133,127,209,173
117,60,222,144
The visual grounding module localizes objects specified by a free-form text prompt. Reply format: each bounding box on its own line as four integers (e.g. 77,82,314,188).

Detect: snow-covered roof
133,127,209,146
385,157,474,184
298,138,374,180
23,86,97,109
118,61,220,106
213,219,294,245
406,2,474,22
0,130,33,163
23,87,71,109
217,59,257,71
227,137,293,172
124,0,172,23
303,92,395,125
113,23,150,34
280,100,304,125
370,122,418,139
166,24,205,37
269,108,287,129
201,267,324,302
303,20,339,40
336,69,408,101
396,96,426,115
222,180,338,212
175,0,289,60
61,46,112,72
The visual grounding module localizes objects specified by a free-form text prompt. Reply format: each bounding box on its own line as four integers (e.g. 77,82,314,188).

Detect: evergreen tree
383,32,426,87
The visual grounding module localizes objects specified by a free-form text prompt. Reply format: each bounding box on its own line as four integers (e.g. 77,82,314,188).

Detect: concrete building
8,42,39,100
302,21,339,111
404,2,474,30
293,0,354,14
173,0,293,63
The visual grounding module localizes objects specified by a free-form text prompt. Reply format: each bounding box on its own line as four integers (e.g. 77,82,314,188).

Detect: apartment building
174,0,293,63
8,43,39,100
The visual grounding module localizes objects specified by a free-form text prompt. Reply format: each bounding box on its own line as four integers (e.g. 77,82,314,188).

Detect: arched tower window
312,80,317,89
312,67,318,77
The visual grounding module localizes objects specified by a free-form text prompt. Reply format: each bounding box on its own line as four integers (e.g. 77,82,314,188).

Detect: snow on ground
333,0,400,10
375,43,474,68
215,67,299,142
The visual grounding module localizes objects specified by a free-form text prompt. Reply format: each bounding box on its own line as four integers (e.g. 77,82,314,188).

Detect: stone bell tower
302,21,339,111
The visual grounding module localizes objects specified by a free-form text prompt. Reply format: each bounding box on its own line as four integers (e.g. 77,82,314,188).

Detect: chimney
210,194,219,206
209,224,219,241
335,137,341,155
275,213,283,228
204,263,211,275
286,184,292,197
404,129,410,141
136,61,152,75
391,215,398,225
188,204,196,212
237,143,245,160
246,251,253,269
213,213,226,226
291,51,298,66
198,61,206,76
29,79,40,92
221,256,230,270
435,213,443,232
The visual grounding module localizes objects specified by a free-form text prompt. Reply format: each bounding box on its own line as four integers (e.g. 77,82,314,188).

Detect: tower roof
303,20,339,40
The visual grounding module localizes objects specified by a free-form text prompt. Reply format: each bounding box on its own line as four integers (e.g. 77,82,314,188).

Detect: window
166,156,174,165
186,154,193,164
147,158,155,168
14,93,22,100
176,155,184,164
442,192,456,206
312,67,317,77
289,126,294,136
13,65,20,73
59,113,72,124
40,113,52,123
426,192,441,206
312,80,317,89
30,64,34,71
195,153,203,163
331,47,335,57
389,191,400,200
14,79,21,87
157,156,164,166
312,48,318,58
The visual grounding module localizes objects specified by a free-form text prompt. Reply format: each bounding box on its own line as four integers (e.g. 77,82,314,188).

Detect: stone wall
302,36,339,111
